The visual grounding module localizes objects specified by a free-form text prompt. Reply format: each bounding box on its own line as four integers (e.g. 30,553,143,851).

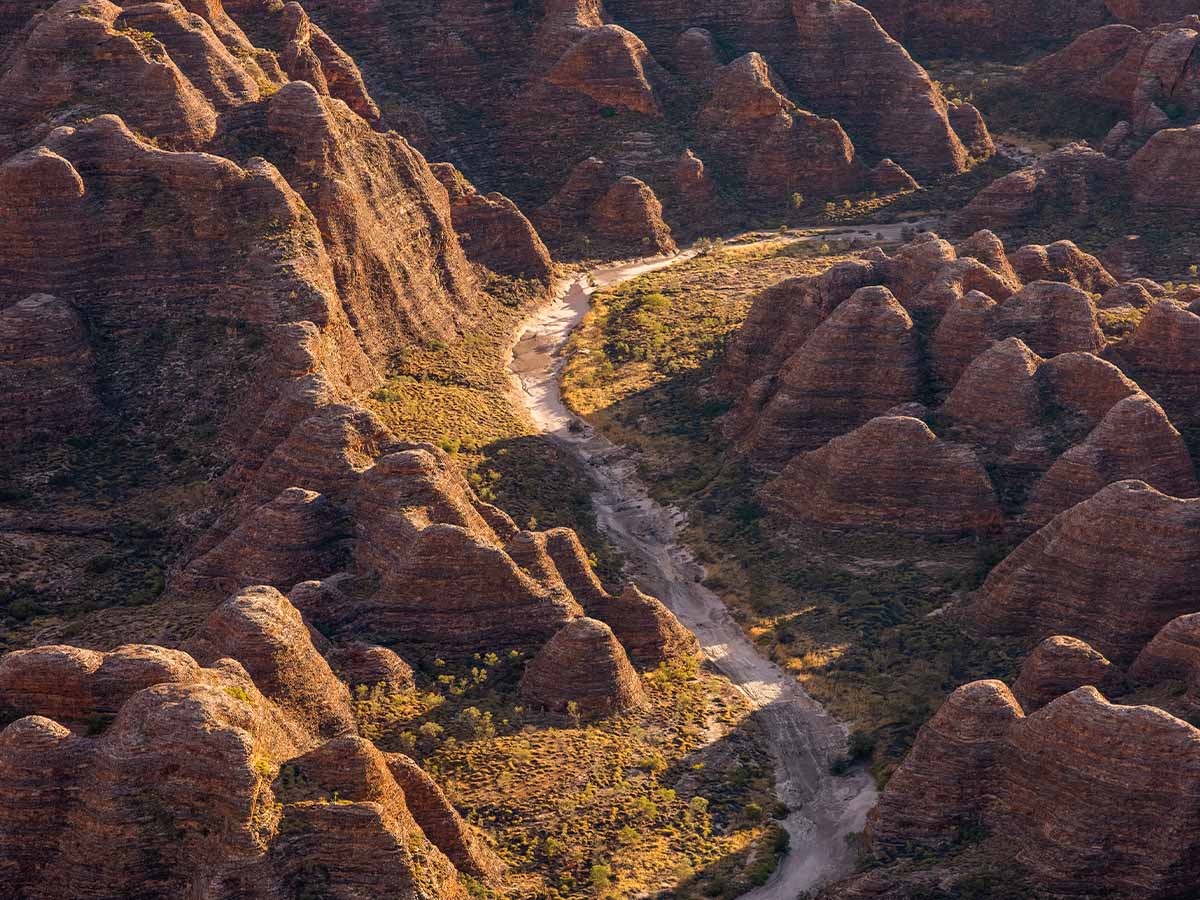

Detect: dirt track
507,226,922,896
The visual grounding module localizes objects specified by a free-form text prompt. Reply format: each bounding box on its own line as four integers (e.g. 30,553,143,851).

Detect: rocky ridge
857,682,1200,899
715,231,1198,536
0,586,493,898
279,0,990,237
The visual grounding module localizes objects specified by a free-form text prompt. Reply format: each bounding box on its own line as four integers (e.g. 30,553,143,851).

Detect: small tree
790,192,805,209
590,864,613,893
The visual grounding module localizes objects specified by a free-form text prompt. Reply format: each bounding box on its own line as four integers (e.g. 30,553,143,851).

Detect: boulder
1100,280,1160,308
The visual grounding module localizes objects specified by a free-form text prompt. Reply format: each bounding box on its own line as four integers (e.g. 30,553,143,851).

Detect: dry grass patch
355,653,784,900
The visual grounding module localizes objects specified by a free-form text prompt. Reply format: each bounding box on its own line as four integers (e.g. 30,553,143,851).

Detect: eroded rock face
859,0,1112,57
385,752,506,880
714,259,879,405
0,0,512,641
1028,17,1200,146
1011,635,1119,711
867,680,1023,849
0,0,222,152
0,643,202,729
696,52,864,206
996,689,1200,897
1008,241,1118,293
1117,300,1200,432
956,144,1128,232
929,290,1000,389
1130,613,1200,697
972,480,1200,661
941,337,1045,445
343,449,583,654
716,231,1193,537
429,162,553,281
1130,123,1200,215
520,617,646,720
188,585,356,740
265,0,979,241
995,280,1106,357
588,175,676,255
325,642,414,693
0,293,98,446
0,644,466,898
1025,394,1198,525
178,487,345,603
544,23,665,116
540,528,698,667
948,101,995,159
726,286,921,466
869,683,1200,899
784,0,973,179
760,416,1002,535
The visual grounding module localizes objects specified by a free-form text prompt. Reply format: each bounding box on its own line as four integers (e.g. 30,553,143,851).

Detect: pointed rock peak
956,228,1019,285
188,585,356,742
707,52,790,120
546,23,662,116
870,158,920,193
838,285,913,323
943,337,1044,430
